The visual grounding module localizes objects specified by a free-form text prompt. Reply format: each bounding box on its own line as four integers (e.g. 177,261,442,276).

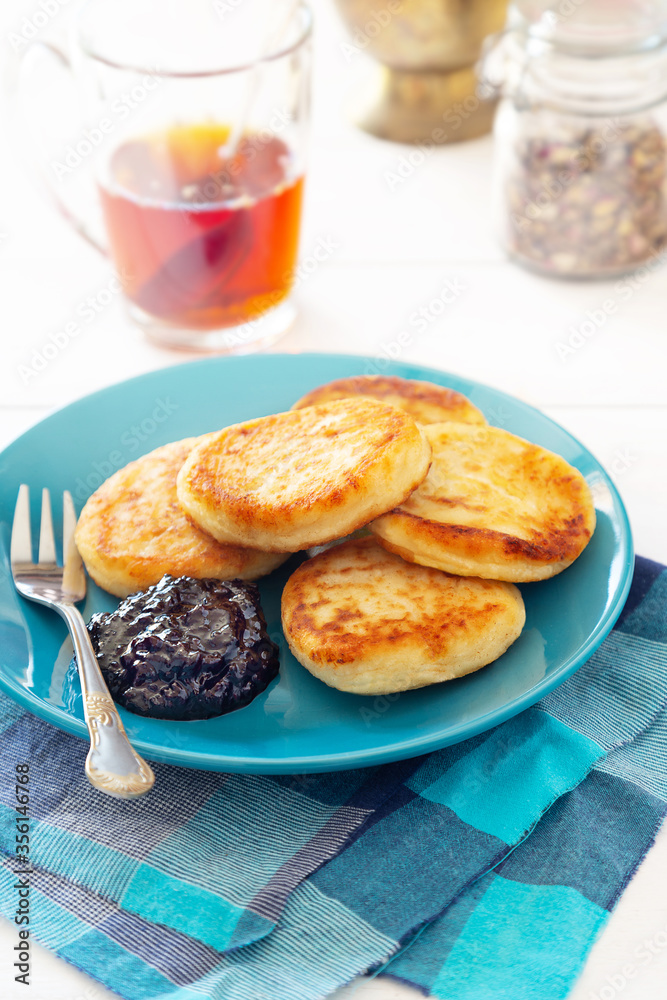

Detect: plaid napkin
1,556,666,1000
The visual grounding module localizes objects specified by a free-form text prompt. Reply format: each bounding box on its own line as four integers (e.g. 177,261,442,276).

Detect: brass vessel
335,0,509,143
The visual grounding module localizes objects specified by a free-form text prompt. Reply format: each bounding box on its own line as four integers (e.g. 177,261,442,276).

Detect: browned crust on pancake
382,506,590,567
284,568,510,667
291,375,486,426
75,437,286,597
281,537,526,693
177,398,432,552
370,423,596,582
184,407,409,519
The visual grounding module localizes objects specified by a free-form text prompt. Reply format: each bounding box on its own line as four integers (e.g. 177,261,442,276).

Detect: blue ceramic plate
0,354,633,773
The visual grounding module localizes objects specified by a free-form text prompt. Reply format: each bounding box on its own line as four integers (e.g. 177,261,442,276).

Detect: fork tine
62,490,86,599
62,490,77,563
38,488,57,565
10,485,32,567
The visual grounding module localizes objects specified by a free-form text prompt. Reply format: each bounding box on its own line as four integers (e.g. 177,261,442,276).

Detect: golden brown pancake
281,537,525,694
291,374,486,426
75,437,287,598
176,398,432,553
371,423,596,582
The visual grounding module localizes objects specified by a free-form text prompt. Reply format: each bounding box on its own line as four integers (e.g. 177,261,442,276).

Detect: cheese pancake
291,374,486,426
281,537,525,694
371,423,596,582
177,398,432,553
75,438,287,598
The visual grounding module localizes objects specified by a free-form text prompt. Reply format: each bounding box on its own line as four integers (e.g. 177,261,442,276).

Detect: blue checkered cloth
1,557,666,1000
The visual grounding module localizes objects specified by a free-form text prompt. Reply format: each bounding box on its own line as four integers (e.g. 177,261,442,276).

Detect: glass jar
484,0,667,278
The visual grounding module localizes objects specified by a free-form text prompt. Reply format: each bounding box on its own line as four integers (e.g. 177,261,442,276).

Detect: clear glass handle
17,40,108,255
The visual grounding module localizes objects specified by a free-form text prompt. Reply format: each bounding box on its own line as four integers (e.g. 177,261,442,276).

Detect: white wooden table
1,1,666,997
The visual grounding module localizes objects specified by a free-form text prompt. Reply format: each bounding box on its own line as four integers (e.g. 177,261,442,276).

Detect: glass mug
19,0,311,352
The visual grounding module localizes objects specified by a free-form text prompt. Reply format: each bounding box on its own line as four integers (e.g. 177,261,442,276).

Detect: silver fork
11,485,155,799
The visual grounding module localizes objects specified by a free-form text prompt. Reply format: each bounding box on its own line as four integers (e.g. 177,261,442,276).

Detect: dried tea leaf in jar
484,0,667,278
507,121,667,275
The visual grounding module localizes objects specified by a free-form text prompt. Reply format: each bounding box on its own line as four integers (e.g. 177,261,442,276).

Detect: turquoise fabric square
408,708,604,843
431,874,608,1000
121,865,246,952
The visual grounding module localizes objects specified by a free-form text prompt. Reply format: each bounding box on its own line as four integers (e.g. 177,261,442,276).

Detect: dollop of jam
81,575,279,720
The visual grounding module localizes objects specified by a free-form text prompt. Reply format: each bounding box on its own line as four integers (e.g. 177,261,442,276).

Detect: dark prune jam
81,575,279,720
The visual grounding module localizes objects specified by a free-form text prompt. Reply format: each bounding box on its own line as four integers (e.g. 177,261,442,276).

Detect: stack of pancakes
76,375,596,697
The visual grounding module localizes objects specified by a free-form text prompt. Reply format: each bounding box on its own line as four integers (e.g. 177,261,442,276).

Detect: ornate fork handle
59,603,155,799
